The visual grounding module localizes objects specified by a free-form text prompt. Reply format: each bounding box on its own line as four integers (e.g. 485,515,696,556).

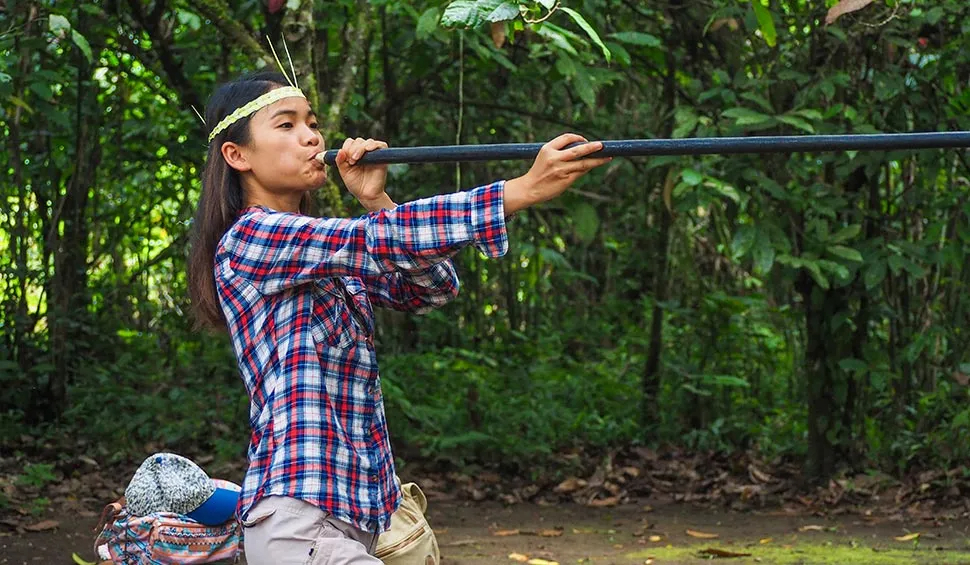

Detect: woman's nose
303,126,320,146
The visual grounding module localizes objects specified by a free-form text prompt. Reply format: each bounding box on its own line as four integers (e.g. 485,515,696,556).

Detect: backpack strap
94,497,126,533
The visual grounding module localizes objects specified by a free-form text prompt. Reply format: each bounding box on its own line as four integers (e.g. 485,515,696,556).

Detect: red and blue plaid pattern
215,182,508,533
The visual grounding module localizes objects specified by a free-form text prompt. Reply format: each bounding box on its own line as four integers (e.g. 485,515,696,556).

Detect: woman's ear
221,142,252,172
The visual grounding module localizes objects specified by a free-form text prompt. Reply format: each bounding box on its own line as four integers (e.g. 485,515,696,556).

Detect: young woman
187,70,610,564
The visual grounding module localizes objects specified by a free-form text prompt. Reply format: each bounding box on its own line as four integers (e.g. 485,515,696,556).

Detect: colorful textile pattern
215,181,508,533
94,479,243,564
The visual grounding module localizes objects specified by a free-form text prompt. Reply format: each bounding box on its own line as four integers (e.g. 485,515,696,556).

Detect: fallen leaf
894,533,920,541
539,529,563,537
824,0,875,25
686,529,719,539
645,560,655,565
490,21,507,48
508,553,529,563
23,520,59,532
621,466,641,478
527,559,559,565
494,529,520,537
748,464,773,484
700,548,753,558
587,496,620,507
759,538,772,544
799,525,825,532
649,535,663,542
71,554,96,565
554,477,587,494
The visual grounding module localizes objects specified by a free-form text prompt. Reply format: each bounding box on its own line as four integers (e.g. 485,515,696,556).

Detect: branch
124,0,204,109
191,0,275,68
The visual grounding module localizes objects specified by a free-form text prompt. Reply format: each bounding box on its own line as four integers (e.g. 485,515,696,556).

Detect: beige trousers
241,496,382,565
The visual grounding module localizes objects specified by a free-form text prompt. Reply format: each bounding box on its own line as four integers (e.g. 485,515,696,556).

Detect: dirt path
2,500,969,564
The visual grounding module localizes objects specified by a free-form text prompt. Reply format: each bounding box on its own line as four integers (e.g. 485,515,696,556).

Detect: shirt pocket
341,278,375,338
310,281,355,350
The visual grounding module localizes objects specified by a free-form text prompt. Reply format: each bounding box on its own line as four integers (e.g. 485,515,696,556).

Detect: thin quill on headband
265,36,295,87
190,105,206,126
280,38,300,91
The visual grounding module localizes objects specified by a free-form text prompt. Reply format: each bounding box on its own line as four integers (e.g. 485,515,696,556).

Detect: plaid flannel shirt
215,181,508,533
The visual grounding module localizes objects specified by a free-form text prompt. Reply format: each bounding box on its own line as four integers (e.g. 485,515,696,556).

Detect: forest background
2,0,970,517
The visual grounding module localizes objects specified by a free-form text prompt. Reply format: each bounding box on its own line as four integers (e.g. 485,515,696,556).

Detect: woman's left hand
335,137,390,209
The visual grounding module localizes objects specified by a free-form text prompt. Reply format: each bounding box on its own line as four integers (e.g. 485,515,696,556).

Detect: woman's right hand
503,133,611,215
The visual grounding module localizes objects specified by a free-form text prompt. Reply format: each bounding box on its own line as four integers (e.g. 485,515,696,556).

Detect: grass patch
628,541,970,564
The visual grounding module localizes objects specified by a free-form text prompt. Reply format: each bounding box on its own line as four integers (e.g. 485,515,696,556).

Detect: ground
3,498,970,564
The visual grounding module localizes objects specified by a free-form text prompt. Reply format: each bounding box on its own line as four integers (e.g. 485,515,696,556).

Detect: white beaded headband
192,37,306,144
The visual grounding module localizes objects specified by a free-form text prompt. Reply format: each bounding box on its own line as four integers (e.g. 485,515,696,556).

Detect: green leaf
830,224,862,243
536,25,578,55
71,30,93,63
753,231,775,273
29,81,53,101
605,41,631,66
560,7,610,63
572,202,600,244
48,14,71,36
416,7,441,39
732,225,757,257
710,375,751,388
672,107,699,138
827,245,863,262
722,107,773,126
792,108,824,121
751,1,777,47
740,92,773,113
555,54,577,77
681,168,703,186
777,114,815,133
817,259,850,279
887,255,905,275
571,68,596,108
608,31,662,48
839,358,868,373
804,260,830,289
441,0,519,28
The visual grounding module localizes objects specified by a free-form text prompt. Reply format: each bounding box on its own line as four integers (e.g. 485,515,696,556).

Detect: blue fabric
187,486,240,526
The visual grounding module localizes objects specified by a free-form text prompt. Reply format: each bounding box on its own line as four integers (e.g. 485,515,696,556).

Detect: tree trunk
642,37,678,433
44,19,103,421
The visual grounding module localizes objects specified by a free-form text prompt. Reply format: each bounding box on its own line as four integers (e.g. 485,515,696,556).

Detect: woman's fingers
563,156,612,176
345,138,388,164
545,133,589,151
563,140,604,162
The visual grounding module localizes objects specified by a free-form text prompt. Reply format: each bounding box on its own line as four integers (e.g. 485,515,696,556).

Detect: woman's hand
503,133,611,216
335,137,396,211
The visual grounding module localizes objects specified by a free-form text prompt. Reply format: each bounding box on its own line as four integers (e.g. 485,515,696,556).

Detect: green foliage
16,463,57,489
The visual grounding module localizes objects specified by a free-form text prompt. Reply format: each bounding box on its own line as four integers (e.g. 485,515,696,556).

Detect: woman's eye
279,122,293,129
309,123,319,129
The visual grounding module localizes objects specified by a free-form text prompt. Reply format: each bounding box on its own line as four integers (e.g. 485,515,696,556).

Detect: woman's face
226,93,327,197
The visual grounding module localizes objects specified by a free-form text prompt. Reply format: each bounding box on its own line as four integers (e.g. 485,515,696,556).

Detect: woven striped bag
93,479,242,564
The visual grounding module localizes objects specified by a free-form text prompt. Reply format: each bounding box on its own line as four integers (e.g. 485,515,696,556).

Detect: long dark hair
188,70,314,331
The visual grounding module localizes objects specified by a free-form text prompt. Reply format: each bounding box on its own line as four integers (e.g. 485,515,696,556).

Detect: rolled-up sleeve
217,181,509,296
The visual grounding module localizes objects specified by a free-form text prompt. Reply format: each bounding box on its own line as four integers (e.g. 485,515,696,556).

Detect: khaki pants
242,496,382,565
